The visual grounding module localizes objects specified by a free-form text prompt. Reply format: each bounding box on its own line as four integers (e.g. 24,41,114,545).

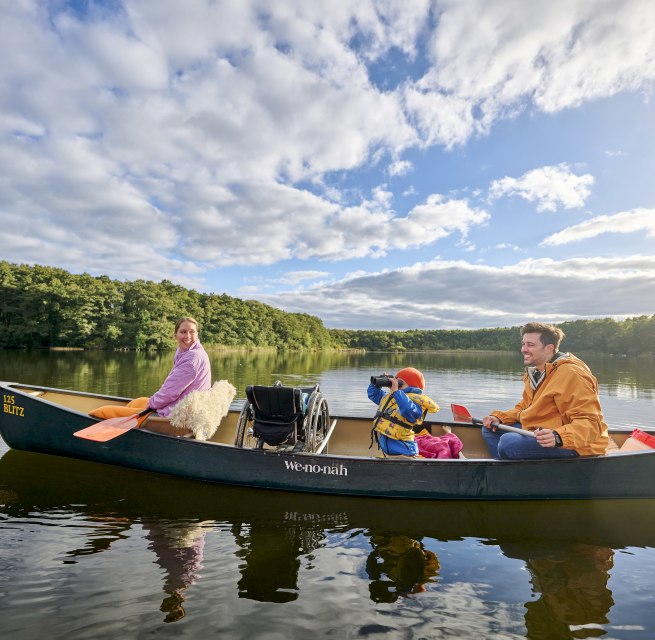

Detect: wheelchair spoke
235,401,258,448
304,392,330,453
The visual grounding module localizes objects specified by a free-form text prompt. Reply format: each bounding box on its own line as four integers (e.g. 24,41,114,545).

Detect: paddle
450,403,535,438
73,407,154,442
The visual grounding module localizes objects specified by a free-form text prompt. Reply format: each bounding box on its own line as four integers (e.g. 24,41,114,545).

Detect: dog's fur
168,380,237,440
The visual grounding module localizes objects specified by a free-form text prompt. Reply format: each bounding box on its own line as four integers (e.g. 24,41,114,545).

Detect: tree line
330,316,655,356
0,261,331,350
1,261,653,354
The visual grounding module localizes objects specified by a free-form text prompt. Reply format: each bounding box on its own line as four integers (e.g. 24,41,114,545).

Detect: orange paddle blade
73,410,151,442
450,404,473,423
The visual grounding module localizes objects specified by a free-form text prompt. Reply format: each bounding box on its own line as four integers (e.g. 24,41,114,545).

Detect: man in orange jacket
482,322,609,459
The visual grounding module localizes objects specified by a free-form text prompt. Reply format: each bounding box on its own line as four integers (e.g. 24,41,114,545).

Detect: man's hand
482,416,500,430
535,428,558,448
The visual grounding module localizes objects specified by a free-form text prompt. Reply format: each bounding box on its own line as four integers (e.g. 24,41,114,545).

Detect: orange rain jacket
491,353,609,456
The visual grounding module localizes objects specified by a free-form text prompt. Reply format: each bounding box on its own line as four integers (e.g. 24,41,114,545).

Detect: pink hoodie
148,340,211,416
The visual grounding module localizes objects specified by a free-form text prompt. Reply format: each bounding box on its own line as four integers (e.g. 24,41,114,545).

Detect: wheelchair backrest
245,385,305,446
246,385,303,419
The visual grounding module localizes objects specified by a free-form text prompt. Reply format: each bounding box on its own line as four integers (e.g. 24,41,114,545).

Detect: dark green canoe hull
2,382,655,501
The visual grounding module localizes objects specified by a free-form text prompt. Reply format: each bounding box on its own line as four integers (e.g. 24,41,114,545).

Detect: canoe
2,381,655,501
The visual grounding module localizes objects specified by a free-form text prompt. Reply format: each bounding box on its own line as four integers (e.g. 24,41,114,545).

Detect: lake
2,349,655,639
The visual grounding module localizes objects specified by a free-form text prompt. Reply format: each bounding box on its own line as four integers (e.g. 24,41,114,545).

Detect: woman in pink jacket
90,317,211,419
145,317,212,416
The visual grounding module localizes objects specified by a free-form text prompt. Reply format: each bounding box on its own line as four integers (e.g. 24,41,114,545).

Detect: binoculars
370,375,394,388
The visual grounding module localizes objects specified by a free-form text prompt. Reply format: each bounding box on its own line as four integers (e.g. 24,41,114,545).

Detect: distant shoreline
3,346,650,358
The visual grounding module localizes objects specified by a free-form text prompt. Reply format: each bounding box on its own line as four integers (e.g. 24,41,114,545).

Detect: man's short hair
521,322,565,351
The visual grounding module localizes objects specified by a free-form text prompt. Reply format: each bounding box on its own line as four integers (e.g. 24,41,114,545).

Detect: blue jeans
481,425,579,460
378,434,419,456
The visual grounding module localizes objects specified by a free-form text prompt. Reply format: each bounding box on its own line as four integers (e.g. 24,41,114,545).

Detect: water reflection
21,507,211,622
64,515,132,558
2,449,655,636
144,519,210,622
65,514,212,622
232,514,329,603
365,533,439,602
500,541,614,640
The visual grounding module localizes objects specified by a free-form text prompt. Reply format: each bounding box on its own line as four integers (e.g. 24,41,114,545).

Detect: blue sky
1,0,654,329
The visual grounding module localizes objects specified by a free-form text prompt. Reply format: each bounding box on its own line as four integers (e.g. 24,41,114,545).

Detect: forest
0,261,331,350
330,317,655,356
1,261,653,355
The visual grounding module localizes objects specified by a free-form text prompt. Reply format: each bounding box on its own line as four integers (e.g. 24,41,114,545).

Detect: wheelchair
234,381,330,453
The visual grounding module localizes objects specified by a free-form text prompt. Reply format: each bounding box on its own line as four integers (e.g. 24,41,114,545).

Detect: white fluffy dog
168,379,237,440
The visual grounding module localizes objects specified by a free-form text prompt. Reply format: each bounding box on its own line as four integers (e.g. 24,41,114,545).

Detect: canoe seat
234,381,330,454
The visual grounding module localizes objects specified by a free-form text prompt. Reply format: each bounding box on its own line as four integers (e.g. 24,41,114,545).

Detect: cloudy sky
2,0,654,330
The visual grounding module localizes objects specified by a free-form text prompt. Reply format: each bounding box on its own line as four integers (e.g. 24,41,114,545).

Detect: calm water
2,350,655,639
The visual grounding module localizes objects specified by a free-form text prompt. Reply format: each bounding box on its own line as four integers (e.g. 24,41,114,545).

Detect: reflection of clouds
411,581,524,637
340,534,528,635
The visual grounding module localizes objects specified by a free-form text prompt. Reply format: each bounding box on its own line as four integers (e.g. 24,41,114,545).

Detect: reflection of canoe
2,447,655,549
2,381,655,501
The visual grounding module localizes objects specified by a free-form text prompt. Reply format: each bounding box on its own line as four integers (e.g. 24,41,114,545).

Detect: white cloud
57,12,169,92
488,163,594,212
533,0,655,111
409,0,655,141
173,183,489,266
280,270,330,284
259,255,655,329
0,0,653,326
387,159,413,176
542,208,655,245
403,88,477,148
0,0,421,281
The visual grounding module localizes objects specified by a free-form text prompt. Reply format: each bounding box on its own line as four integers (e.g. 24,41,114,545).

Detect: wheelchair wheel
234,401,259,448
303,392,330,453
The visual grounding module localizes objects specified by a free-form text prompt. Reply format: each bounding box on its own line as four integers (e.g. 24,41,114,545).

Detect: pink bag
415,432,463,459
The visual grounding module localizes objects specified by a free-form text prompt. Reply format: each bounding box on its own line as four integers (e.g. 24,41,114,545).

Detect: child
367,367,440,456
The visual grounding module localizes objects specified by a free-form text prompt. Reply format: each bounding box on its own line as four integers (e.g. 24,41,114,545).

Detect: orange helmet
395,367,425,390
